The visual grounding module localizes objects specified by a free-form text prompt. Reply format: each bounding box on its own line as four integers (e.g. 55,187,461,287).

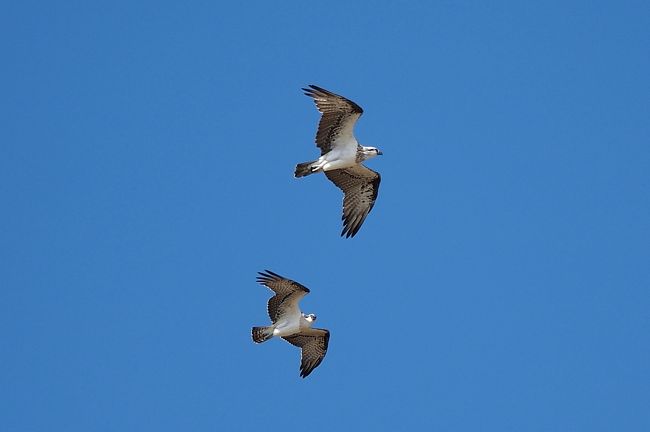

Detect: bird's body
295,85,383,238
309,143,358,172
271,311,314,338
251,270,330,378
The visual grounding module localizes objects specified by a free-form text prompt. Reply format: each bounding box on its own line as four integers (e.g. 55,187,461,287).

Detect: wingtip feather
257,269,284,284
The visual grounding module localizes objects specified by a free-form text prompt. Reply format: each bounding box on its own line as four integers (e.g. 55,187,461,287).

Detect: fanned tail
295,160,318,178
252,326,274,343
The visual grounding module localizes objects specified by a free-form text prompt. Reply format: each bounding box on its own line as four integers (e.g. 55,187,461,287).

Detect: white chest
273,312,309,337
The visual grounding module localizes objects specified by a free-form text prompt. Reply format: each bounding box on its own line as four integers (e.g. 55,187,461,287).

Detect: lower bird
251,270,330,378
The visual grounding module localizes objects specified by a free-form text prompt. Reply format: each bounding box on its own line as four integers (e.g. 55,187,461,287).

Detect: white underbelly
273,314,301,337
322,142,358,171
323,158,357,171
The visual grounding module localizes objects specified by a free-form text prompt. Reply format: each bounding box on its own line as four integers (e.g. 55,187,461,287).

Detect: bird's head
361,146,383,159
304,313,317,323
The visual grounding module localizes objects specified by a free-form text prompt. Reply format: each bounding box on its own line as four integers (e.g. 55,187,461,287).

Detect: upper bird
295,85,383,238
251,270,330,378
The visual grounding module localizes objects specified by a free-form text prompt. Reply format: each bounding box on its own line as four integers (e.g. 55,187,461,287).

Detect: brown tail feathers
294,160,318,178
251,326,273,343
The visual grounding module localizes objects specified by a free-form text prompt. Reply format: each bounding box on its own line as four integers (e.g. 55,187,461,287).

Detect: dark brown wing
283,328,330,378
325,165,381,238
257,270,310,323
303,85,363,155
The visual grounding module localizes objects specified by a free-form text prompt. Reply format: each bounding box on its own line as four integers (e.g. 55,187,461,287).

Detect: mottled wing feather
303,85,363,155
257,270,310,323
274,291,307,322
283,328,330,378
325,165,381,238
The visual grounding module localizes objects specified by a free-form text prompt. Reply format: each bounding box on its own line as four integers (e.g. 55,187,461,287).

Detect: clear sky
2,1,649,430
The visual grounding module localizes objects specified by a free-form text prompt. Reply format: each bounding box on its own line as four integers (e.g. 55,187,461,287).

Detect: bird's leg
311,158,326,172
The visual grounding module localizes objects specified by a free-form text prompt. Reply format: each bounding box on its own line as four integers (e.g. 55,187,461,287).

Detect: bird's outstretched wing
257,270,310,323
283,328,330,378
302,85,363,155
325,165,381,238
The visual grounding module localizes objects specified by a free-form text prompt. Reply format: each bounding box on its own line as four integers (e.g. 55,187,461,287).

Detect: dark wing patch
325,165,381,238
283,328,330,378
257,270,310,323
303,85,363,155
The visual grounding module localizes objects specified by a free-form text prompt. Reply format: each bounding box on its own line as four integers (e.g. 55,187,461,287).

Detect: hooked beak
377,150,383,155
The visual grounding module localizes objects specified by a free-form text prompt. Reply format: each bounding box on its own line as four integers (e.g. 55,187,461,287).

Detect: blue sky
2,1,649,430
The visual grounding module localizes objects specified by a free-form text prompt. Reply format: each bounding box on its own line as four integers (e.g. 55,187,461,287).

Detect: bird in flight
295,85,383,238
251,270,330,378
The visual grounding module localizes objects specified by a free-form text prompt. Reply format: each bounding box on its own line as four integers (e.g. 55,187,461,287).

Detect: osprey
295,85,383,238
251,270,330,378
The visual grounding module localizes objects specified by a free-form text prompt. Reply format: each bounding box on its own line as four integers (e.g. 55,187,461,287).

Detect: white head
361,146,383,160
303,313,317,324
